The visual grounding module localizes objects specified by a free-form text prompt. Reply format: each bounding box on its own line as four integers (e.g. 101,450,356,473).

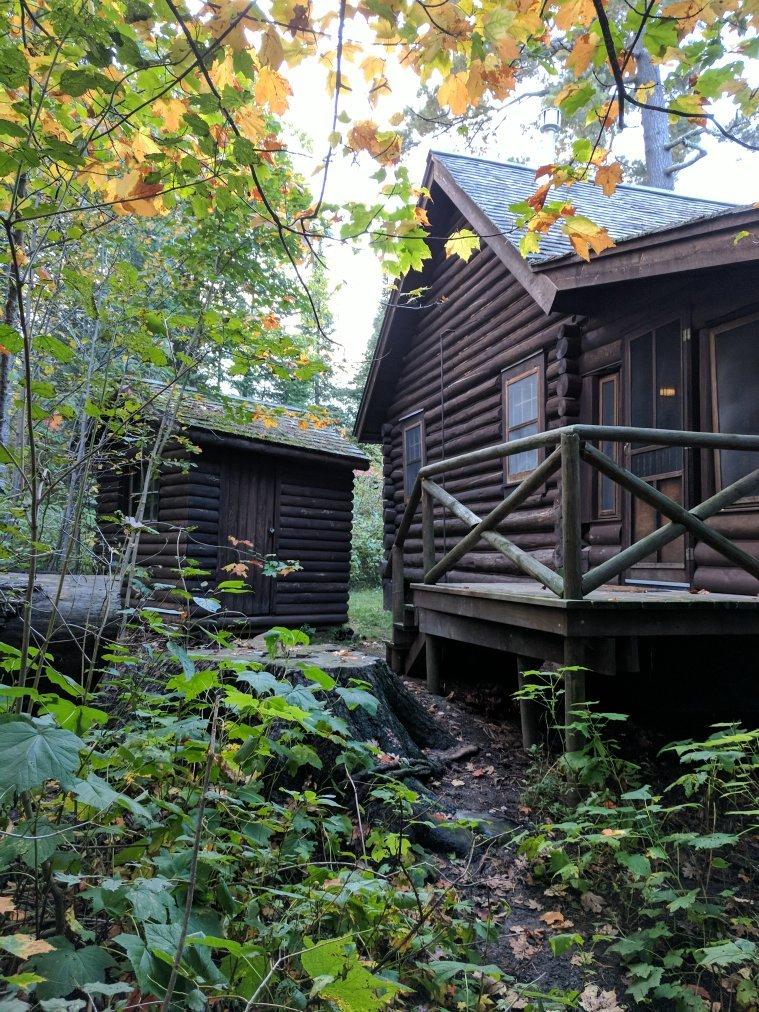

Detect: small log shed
97,390,369,628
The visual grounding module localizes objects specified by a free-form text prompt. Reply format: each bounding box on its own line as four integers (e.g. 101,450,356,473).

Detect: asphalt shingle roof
132,384,368,465
434,151,736,263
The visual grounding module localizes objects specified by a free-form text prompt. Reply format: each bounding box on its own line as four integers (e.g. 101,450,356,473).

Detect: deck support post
389,544,406,671
516,656,542,749
560,431,584,600
425,634,443,696
563,637,586,755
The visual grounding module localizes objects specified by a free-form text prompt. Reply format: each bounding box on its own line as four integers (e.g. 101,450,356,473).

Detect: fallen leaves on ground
579,983,626,1011
539,910,574,929
580,891,605,913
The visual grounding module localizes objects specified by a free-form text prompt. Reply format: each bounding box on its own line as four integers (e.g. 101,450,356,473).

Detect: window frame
595,372,620,519
709,310,759,500
401,412,425,499
501,355,544,485
129,463,160,523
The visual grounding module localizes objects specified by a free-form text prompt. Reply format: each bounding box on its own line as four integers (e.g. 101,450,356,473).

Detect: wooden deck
411,580,759,676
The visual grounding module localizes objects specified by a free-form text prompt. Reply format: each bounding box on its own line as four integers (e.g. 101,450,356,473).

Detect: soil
400,675,628,1009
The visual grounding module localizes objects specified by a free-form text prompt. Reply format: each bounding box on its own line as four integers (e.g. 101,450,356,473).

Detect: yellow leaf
444,228,480,262
567,34,597,75
1,934,55,959
259,26,285,70
255,66,291,114
594,161,623,197
236,106,266,142
361,55,385,82
153,98,186,133
210,53,237,90
130,132,161,163
555,0,596,30
437,72,470,116
347,120,402,164
414,206,431,227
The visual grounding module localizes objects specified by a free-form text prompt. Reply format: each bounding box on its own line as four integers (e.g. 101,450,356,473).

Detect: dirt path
403,676,628,1010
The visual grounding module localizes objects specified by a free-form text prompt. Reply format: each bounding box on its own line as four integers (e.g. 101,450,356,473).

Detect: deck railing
390,424,759,624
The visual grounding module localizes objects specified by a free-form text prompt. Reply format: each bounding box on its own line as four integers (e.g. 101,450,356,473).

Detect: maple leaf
437,72,470,116
563,215,615,261
444,228,480,262
540,910,572,928
567,34,597,75
594,161,623,197
255,67,291,115
44,411,64,431
0,933,55,959
153,98,186,133
555,0,596,31
580,890,605,913
578,984,625,1011
347,120,402,165
509,929,540,960
413,206,431,227
223,562,249,576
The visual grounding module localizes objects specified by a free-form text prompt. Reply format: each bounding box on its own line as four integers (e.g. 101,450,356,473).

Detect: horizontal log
692,567,759,596
159,507,218,522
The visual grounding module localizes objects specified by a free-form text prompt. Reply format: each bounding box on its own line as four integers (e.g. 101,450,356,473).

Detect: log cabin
97,388,369,628
354,151,759,742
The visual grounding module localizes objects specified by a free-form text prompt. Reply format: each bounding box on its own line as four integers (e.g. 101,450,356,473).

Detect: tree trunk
634,44,674,190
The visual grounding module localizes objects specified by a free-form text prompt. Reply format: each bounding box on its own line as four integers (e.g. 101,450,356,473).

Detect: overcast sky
283,65,759,384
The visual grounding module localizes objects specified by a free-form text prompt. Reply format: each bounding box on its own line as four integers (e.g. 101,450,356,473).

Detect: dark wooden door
217,452,277,615
624,321,689,586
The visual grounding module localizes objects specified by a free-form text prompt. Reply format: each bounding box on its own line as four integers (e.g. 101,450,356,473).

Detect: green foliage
348,589,392,643
0,623,513,1008
350,450,385,589
515,673,759,1009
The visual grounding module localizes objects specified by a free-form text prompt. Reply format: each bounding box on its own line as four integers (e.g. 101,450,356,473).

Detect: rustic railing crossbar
389,424,759,616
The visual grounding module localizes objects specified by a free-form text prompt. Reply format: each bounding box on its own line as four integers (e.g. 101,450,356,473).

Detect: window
129,463,160,522
711,314,759,490
502,358,543,482
596,373,619,516
402,416,424,497
628,322,684,480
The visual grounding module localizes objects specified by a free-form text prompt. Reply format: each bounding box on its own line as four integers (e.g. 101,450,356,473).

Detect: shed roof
433,151,736,264
132,384,369,467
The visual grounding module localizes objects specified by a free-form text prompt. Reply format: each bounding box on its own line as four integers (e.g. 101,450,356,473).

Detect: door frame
621,308,694,585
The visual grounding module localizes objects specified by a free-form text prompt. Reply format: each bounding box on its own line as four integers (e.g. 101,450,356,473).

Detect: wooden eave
187,426,370,471
429,156,558,314
536,206,759,308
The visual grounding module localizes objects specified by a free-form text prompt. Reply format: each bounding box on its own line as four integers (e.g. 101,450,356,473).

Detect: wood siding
379,207,759,597
96,443,356,626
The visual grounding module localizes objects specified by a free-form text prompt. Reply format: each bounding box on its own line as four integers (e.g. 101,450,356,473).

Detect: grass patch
349,587,391,641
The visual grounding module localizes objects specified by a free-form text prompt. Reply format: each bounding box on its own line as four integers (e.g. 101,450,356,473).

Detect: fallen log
0,573,122,649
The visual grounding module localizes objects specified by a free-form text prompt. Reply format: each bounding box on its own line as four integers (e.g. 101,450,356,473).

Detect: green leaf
0,720,83,792
549,933,584,957
300,665,336,691
0,324,23,355
697,938,757,968
27,938,115,1001
335,686,378,714
192,596,221,613
0,43,29,89
615,851,650,879
301,935,406,1010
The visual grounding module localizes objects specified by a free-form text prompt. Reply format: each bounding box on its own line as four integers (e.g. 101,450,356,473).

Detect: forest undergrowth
0,625,756,1011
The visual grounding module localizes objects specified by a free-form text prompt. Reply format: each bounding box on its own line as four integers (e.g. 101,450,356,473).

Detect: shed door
217,453,277,615
624,322,689,585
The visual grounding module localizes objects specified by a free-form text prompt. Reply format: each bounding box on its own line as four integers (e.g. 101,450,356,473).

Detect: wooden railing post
391,543,405,630
561,431,583,600
421,483,435,578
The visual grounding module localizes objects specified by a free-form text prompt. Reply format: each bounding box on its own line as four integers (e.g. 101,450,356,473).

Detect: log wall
96,443,357,625
379,205,759,597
